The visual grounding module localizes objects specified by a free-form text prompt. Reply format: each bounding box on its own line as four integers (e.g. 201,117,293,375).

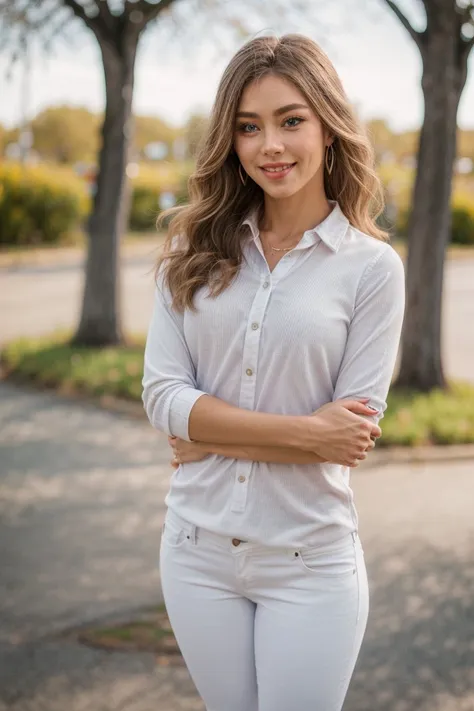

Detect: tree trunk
395,23,465,391
72,37,137,347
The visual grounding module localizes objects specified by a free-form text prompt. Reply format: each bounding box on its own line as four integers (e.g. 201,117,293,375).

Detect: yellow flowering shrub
0,162,90,245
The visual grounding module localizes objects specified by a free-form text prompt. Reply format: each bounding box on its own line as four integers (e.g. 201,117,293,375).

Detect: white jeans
159,508,369,711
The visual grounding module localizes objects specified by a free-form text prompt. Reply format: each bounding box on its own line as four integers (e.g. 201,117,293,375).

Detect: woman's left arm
170,437,327,464
170,438,376,467
332,244,406,425
201,442,327,464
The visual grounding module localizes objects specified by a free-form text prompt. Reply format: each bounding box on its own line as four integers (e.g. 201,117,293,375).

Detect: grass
76,604,183,662
2,332,474,448
380,382,474,446
0,331,145,403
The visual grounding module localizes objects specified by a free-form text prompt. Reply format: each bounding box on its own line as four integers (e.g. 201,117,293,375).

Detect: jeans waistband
164,506,358,553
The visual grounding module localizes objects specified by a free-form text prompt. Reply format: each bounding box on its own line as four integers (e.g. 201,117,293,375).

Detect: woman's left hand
168,436,209,468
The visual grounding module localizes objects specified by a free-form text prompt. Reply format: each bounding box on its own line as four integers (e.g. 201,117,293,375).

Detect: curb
2,242,474,271
0,236,163,271
3,373,473,467
359,444,474,470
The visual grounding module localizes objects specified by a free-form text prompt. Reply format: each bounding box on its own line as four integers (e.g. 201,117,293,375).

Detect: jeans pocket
295,538,357,577
161,517,191,549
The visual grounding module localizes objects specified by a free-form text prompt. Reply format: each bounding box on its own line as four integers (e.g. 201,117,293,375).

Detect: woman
142,34,405,711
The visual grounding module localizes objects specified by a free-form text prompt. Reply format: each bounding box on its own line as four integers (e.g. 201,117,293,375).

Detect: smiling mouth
260,163,296,173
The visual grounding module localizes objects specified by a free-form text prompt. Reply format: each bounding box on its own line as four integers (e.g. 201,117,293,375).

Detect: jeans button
232,538,241,547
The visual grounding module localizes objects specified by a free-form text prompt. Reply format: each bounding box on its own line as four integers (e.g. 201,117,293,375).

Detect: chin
263,183,301,199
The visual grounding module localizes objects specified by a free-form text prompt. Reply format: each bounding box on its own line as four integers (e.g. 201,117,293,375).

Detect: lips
261,162,295,172
259,162,296,180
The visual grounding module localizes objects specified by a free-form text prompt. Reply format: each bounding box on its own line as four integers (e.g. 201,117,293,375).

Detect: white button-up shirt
142,202,405,548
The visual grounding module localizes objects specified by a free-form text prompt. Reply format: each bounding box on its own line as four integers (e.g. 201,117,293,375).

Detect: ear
323,128,335,147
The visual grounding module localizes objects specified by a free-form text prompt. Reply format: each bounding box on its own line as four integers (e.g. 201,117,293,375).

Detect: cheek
296,146,324,176
291,128,324,163
234,137,256,167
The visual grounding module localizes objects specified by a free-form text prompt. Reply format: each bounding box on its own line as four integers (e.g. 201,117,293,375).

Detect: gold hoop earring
325,144,335,175
238,164,248,186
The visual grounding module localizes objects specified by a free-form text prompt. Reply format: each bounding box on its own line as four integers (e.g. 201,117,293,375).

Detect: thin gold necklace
262,231,301,253
267,241,299,253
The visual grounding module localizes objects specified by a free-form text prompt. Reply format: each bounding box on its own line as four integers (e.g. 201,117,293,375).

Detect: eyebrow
235,103,310,119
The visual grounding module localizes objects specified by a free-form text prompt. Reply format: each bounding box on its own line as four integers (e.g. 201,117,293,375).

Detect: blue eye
237,123,258,133
284,116,304,128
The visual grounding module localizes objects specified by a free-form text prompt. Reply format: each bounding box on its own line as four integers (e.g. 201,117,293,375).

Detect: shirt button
246,368,253,376
238,475,246,483
263,281,269,289
251,322,259,330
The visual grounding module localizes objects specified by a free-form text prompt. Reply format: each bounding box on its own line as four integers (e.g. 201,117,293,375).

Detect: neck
261,190,332,241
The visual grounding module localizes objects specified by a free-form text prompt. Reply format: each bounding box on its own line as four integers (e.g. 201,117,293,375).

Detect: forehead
238,74,308,110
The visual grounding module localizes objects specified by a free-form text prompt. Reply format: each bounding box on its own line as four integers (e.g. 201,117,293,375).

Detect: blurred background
0,1,474,710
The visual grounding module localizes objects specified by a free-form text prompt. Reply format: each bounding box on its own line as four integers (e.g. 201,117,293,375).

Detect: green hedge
396,194,474,245
129,184,160,231
0,162,192,244
0,162,89,245
129,175,189,232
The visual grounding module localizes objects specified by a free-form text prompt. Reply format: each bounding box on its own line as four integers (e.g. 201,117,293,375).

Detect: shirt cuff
168,387,207,441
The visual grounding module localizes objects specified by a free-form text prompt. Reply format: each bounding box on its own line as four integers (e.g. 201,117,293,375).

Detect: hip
160,506,367,598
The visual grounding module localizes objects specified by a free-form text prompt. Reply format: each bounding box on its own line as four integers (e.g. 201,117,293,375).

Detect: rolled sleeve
332,244,406,425
142,277,206,441
168,387,206,440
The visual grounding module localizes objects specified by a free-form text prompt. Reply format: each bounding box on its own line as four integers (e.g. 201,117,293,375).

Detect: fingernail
367,406,379,412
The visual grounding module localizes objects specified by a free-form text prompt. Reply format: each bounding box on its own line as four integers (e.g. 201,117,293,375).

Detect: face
233,73,332,200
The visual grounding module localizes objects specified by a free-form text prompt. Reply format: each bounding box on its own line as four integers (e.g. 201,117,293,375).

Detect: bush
0,161,194,242
451,194,474,245
128,166,191,232
0,162,89,245
129,184,160,231
395,194,474,245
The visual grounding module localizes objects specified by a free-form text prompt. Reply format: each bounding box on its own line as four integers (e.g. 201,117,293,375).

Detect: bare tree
1,0,182,345
382,0,474,390
1,0,315,347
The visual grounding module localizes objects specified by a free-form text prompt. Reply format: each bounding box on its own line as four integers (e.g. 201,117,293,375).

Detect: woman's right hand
306,398,382,467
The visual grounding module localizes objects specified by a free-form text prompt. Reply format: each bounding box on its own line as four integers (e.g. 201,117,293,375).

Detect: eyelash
236,116,305,133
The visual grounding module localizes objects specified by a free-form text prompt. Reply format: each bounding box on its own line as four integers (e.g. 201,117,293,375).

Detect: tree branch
62,0,112,43
91,0,117,35
460,33,474,64
61,0,97,31
381,0,424,50
133,0,178,28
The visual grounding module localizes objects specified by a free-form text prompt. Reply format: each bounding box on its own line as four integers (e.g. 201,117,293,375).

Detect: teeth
264,165,292,173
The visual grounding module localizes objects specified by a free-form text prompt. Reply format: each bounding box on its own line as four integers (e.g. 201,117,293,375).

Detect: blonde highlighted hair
157,33,387,311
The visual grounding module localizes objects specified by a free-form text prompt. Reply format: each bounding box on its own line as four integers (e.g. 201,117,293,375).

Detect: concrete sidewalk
1,380,473,710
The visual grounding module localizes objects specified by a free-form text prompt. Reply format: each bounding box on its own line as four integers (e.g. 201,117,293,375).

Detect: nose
261,129,284,156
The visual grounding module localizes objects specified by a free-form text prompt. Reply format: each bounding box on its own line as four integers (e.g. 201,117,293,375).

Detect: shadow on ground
345,539,474,711
0,539,472,711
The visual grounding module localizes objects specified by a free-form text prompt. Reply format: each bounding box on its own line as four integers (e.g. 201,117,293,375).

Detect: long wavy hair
156,33,387,311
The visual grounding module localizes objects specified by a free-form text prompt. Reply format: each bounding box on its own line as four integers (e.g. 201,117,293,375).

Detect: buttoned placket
230,267,272,512
230,232,323,513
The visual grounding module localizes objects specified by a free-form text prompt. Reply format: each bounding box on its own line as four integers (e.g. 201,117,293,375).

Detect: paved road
1,254,474,384
1,381,473,710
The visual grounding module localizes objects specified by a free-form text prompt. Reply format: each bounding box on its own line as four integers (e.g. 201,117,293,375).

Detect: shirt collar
241,200,349,253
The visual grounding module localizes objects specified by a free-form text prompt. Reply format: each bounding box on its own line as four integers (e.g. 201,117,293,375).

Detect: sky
1,1,473,134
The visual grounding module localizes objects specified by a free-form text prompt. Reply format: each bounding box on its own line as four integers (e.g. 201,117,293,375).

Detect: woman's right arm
142,280,380,463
